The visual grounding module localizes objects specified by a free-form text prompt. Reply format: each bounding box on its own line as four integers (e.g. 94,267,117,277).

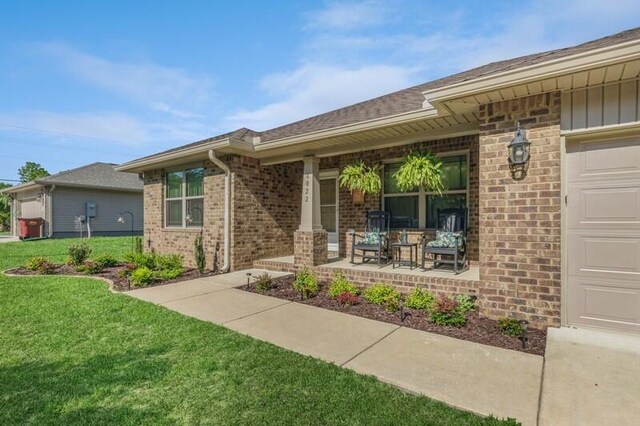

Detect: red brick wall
478,92,562,328
320,135,480,262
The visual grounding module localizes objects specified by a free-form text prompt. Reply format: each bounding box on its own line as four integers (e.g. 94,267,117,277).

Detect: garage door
567,136,640,333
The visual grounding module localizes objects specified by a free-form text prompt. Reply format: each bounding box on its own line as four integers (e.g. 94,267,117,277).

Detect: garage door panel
567,137,640,181
569,235,640,277
568,278,639,331
568,182,640,229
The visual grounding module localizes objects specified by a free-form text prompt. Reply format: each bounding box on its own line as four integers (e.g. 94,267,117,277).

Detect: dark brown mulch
242,275,546,356
6,265,217,292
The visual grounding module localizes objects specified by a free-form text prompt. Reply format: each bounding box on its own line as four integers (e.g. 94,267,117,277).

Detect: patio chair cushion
426,231,463,249
357,231,387,245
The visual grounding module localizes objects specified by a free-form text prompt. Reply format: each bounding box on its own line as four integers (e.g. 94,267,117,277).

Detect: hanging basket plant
339,160,382,204
393,150,444,193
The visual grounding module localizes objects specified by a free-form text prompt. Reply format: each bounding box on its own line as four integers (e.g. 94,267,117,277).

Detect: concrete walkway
127,270,543,425
539,327,640,426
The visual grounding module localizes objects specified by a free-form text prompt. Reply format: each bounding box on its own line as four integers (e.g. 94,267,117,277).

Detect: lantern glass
508,124,531,166
117,215,125,224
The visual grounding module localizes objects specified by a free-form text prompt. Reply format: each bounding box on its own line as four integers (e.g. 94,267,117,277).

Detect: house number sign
304,174,310,203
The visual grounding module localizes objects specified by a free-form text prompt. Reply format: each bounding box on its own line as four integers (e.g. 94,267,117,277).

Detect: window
382,154,468,229
165,167,204,227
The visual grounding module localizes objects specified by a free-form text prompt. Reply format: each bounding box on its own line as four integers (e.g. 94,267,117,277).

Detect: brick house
117,28,640,332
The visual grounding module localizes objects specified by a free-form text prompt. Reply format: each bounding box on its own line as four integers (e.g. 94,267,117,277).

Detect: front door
320,176,339,253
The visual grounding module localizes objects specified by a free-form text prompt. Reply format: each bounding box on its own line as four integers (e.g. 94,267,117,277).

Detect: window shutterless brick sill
161,227,203,233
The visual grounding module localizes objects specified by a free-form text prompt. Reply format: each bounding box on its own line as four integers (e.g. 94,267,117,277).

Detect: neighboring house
117,28,640,333
2,162,143,238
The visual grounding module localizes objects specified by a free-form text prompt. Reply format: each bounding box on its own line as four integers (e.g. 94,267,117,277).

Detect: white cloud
225,64,417,130
305,0,391,30
32,43,214,113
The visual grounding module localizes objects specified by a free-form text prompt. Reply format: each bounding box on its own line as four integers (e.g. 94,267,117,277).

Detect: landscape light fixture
117,211,135,253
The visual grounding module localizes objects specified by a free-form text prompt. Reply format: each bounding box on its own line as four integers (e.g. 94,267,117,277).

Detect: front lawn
0,238,515,424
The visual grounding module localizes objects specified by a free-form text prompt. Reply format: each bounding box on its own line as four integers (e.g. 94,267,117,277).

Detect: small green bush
130,267,155,287
79,260,103,275
156,254,183,271
430,295,466,327
382,295,400,312
194,234,206,274
363,283,400,306
405,288,435,311
327,271,358,297
25,256,55,275
454,294,475,313
499,318,524,337
254,273,273,292
67,242,92,266
94,254,119,269
124,252,183,272
154,267,184,281
134,236,144,254
293,267,319,298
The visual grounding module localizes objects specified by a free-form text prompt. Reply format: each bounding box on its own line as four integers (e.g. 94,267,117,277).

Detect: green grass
0,238,516,425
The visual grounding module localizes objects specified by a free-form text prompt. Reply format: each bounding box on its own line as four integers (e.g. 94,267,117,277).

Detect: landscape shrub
118,263,136,279
405,288,435,311
77,260,103,275
430,295,466,327
94,254,119,269
134,236,144,254
337,292,359,306
194,234,206,274
254,273,273,292
292,267,319,298
25,256,55,275
327,271,358,297
363,283,400,306
154,267,184,281
499,318,524,337
156,254,183,271
454,294,475,313
130,267,155,287
382,295,400,312
124,252,183,273
67,242,91,266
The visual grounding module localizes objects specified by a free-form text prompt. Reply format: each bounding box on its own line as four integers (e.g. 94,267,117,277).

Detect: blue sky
1,0,639,182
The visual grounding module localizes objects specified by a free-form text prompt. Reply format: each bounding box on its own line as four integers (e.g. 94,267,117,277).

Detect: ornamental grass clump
327,271,358,297
254,273,274,292
293,267,318,299
404,288,436,311
393,150,444,193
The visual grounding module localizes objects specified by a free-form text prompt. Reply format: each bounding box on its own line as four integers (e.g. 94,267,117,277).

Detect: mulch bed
242,275,546,356
6,265,217,292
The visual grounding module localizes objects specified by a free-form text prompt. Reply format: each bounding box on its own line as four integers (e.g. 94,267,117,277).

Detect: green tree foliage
18,162,50,183
0,182,12,231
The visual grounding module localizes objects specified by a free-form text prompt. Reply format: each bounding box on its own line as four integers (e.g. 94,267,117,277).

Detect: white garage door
567,136,640,333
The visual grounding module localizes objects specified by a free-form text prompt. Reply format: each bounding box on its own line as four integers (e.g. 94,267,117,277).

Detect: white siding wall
561,79,640,130
52,187,143,236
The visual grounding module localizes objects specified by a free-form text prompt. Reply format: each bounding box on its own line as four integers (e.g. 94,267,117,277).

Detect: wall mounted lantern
508,122,531,180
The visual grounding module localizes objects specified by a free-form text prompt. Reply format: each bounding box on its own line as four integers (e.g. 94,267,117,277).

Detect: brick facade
478,92,562,328
294,230,328,266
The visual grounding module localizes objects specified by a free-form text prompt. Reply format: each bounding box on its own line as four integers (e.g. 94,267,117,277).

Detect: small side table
392,242,418,270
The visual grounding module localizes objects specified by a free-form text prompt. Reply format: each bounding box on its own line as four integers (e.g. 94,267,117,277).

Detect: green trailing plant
67,242,92,266
293,267,319,298
194,234,206,274
405,288,436,311
339,160,382,195
24,256,55,275
430,295,466,327
393,150,444,193
254,273,274,292
94,254,119,269
454,294,475,313
499,318,524,337
134,236,144,254
363,283,400,306
327,271,358,297
130,266,155,287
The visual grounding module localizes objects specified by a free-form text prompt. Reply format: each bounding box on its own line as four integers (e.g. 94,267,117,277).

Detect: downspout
208,150,231,272
47,185,56,237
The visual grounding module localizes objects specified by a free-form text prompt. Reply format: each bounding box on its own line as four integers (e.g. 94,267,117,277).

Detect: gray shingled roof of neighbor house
129,26,640,163
4,162,143,193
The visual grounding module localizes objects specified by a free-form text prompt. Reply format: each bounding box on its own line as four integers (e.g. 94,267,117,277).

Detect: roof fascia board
424,39,640,104
0,181,42,194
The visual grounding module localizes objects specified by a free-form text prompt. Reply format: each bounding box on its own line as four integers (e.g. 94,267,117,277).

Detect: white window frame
164,165,204,228
382,150,469,229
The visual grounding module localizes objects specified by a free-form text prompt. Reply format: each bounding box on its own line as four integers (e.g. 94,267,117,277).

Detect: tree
0,183,12,231
18,162,50,183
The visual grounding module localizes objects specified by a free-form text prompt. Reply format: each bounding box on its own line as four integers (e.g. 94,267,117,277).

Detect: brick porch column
294,156,328,266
